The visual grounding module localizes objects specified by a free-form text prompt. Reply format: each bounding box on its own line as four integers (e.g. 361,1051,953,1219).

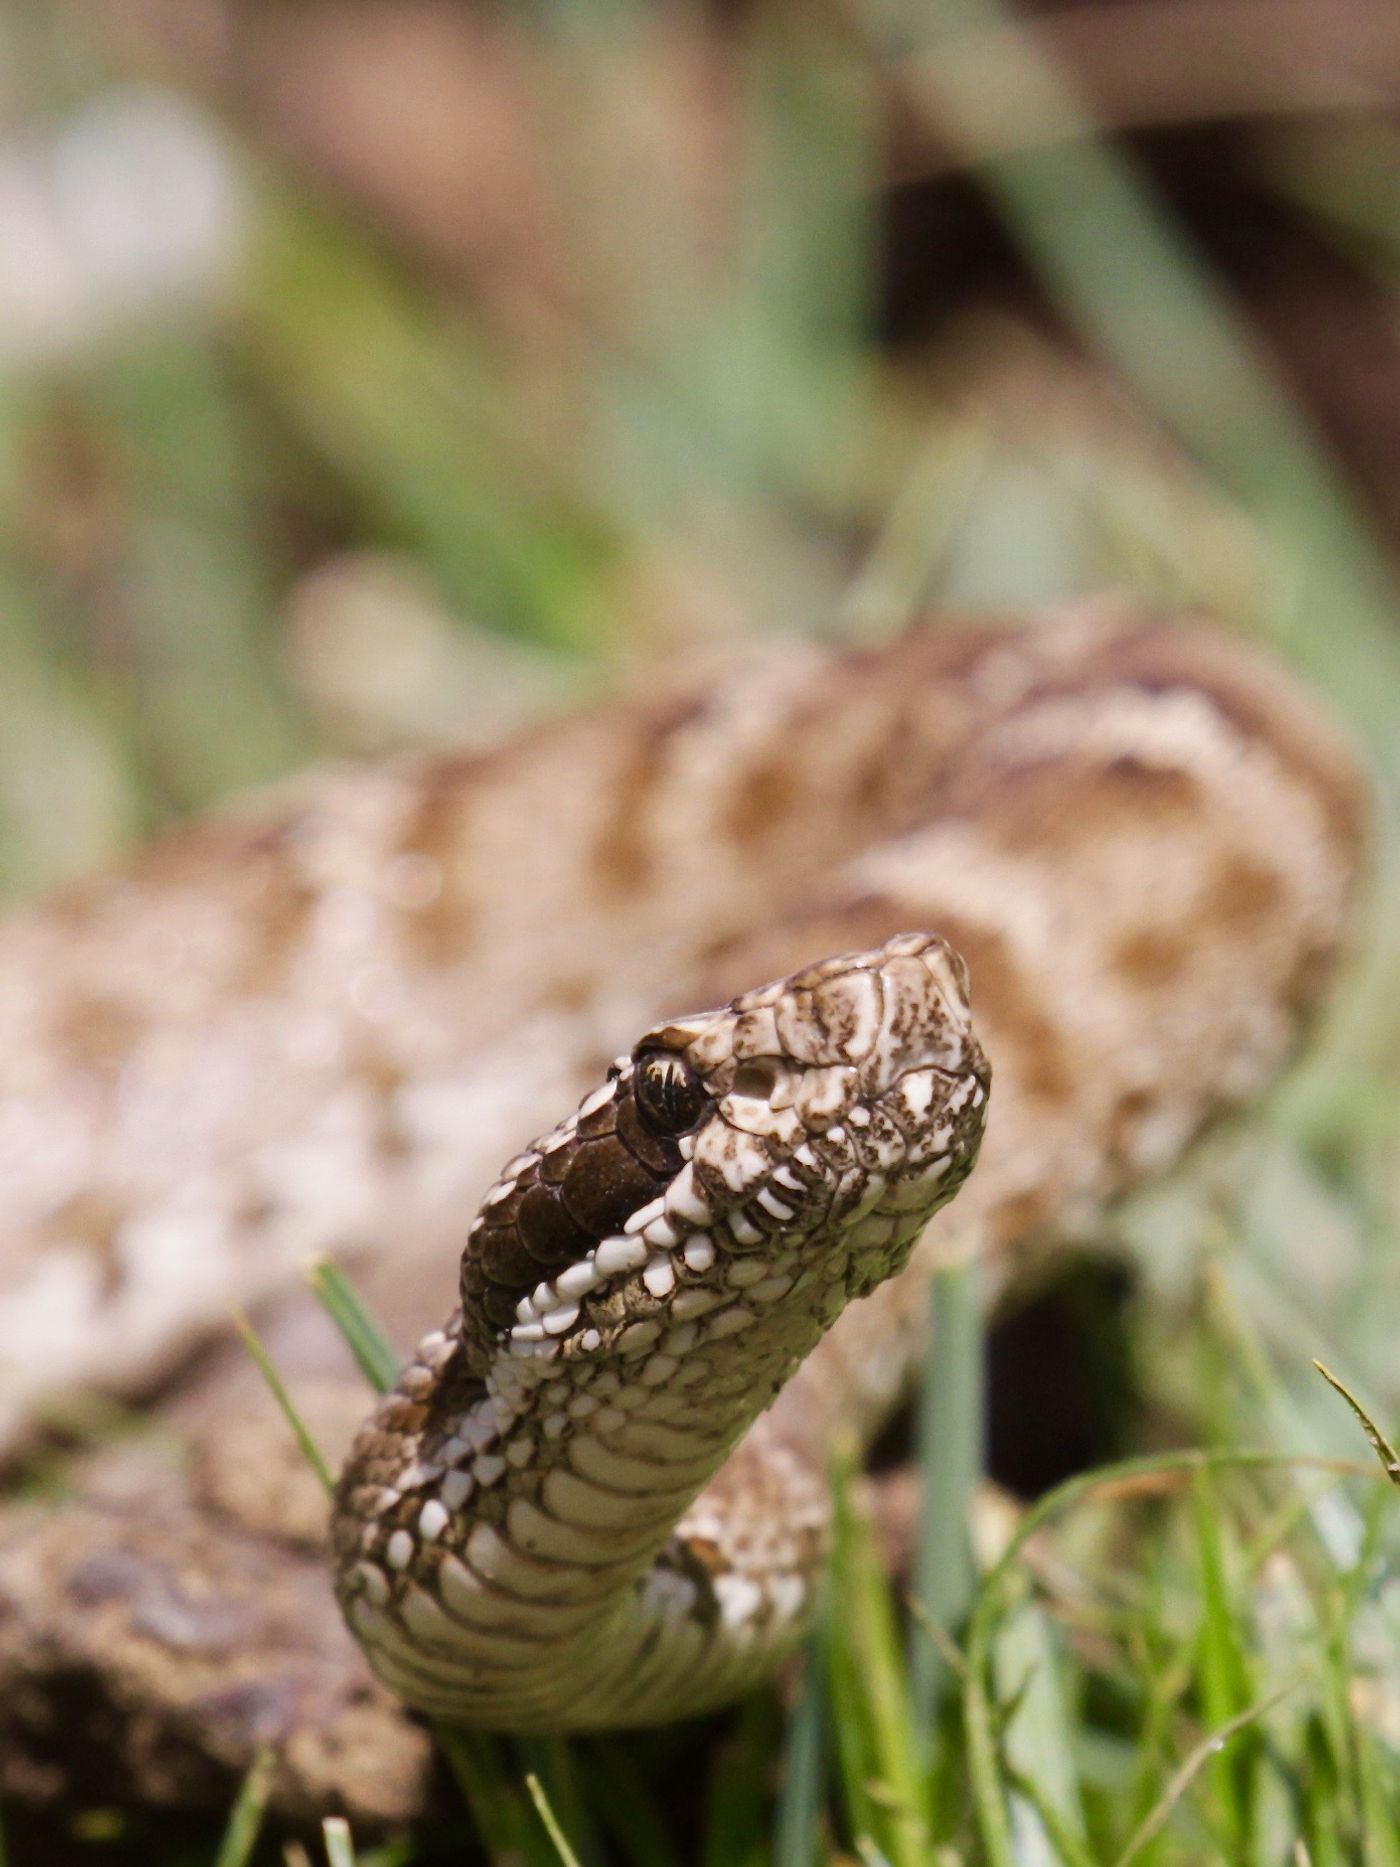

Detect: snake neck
333,1146,953,1618
330,1179,949,1726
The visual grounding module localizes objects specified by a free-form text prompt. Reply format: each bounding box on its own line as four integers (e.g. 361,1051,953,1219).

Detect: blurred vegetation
8,0,1400,1861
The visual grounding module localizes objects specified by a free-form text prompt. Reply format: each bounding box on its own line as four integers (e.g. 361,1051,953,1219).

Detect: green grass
219,1261,1400,1867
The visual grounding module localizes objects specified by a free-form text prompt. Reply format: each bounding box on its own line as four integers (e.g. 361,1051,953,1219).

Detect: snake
332,932,989,1726
0,602,1368,1815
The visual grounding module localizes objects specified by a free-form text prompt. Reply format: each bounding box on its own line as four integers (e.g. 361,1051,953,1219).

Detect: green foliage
211,1750,275,1867
223,1257,1400,1867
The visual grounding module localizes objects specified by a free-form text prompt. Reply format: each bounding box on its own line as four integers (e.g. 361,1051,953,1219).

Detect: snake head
458,932,989,1379
644,931,989,1292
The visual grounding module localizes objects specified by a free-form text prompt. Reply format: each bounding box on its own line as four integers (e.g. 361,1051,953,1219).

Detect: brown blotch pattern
1112,927,1189,991
353,1049,414,1163
591,696,709,902
0,603,1371,1808
37,1190,129,1298
725,755,797,850
51,992,144,1079
1086,622,1372,859
971,754,1202,860
1199,854,1284,936
1106,1086,1157,1171
391,751,488,966
932,912,1076,1107
239,855,318,996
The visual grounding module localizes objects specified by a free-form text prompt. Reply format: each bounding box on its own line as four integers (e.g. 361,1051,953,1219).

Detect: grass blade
701,1691,782,1867
213,1747,276,1867
995,1595,1087,1864
1353,1721,1400,1867
855,1840,895,1867
305,1257,401,1393
579,1739,684,1867
322,1816,357,1867
435,1726,560,1867
1313,1361,1400,1489
233,1309,335,1496
1113,1678,1300,1867
774,1645,827,1867
962,1448,1377,1867
1004,1763,1099,1867
520,1738,605,1867
911,1263,983,1738
827,1433,930,1867
1190,1467,1256,1849
526,1772,584,1867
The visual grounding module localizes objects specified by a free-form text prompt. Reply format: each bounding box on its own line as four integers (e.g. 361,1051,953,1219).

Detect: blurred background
7,0,1400,888
10,0,1400,1854
5,0,1400,1438
9,0,1400,1488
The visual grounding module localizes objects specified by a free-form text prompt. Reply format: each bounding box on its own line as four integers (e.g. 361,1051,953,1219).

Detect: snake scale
0,602,1367,1818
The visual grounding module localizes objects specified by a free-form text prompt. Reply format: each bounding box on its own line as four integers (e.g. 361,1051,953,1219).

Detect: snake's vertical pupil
634,1051,707,1136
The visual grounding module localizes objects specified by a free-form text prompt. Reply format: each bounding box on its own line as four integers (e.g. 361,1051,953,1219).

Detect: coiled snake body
0,604,1369,1814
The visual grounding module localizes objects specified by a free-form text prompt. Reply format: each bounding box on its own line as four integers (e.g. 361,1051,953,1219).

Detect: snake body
333,934,988,1726
0,604,1369,1813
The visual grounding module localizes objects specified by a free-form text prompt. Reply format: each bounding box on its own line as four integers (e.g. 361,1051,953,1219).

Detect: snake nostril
731,1060,779,1101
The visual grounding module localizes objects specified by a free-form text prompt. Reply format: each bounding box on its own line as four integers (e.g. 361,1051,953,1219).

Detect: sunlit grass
226,1253,1400,1866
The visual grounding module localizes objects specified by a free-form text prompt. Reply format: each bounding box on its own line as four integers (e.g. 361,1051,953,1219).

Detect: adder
0,601,1367,1820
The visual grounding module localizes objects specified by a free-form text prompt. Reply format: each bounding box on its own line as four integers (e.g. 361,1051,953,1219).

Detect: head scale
456,932,990,1381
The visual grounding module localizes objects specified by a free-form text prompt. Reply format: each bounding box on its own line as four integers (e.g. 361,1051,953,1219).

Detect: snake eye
634,1050,707,1136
